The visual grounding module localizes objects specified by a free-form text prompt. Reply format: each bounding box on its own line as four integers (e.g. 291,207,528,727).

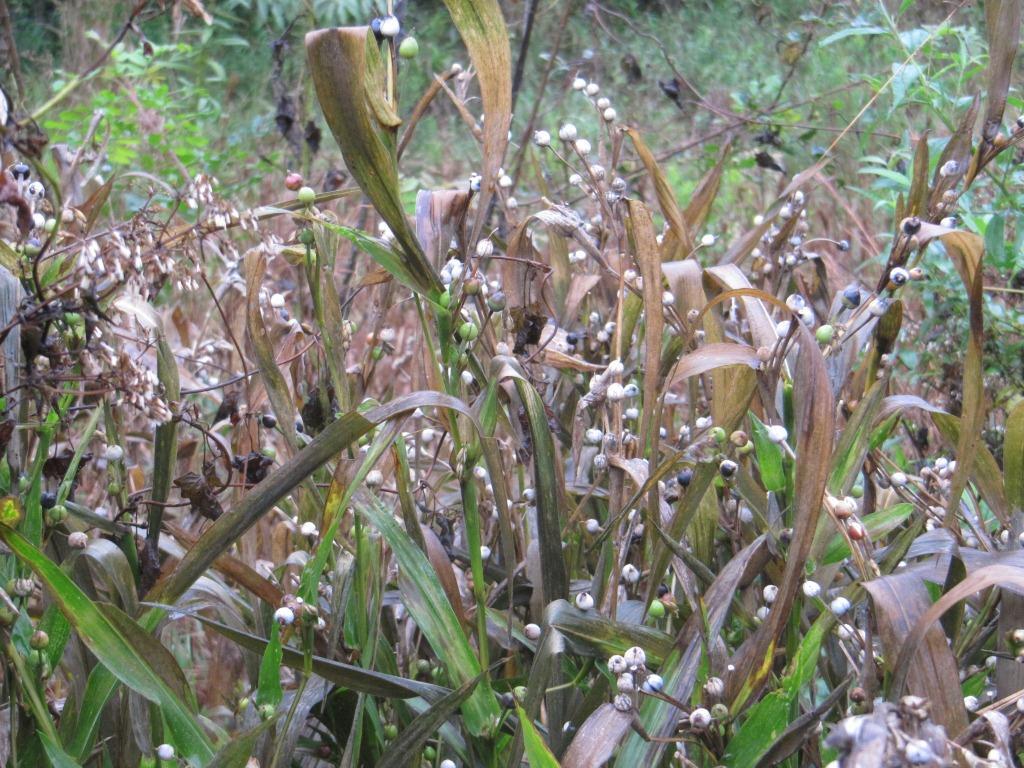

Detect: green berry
383,723,398,740
372,345,384,360
851,484,864,498
258,703,276,720
815,324,835,344
299,228,315,245
261,447,276,461
398,36,419,59
297,186,316,206
423,746,436,761
107,482,121,496
647,599,666,619
30,630,49,649
458,321,479,342
438,290,452,309
710,426,727,444
46,505,67,525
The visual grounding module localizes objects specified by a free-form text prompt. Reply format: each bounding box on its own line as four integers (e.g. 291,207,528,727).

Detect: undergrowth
0,1,1022,767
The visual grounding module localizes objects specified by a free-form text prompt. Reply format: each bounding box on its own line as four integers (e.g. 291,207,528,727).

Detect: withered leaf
174,471,224,521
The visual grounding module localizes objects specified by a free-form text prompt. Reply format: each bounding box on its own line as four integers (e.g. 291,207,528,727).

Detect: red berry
285,172,304,191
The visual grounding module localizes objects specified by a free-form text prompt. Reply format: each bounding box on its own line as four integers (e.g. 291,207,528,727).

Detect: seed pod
643,673,664,692
889,267,910,287
689,707,712,729
608,655,627,675
156,744,176,761
379,15,400,37
830,596,851,616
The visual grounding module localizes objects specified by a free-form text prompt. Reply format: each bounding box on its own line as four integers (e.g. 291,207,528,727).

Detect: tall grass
0,1,1022,766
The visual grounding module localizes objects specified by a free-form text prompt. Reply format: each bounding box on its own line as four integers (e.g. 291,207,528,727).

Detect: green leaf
0,527,214,766
255,621,283,712
822,503,915,565
494,358,568,606
207,718,278,768
377,671,486,768
167,610,448,701
819,25,888,46
827,380,887,495
321,221,441,310
1005,400,1024,510
39,730,82,768
516,706,560,768
749,413,785,492
359,495,500,735
726,620,829,767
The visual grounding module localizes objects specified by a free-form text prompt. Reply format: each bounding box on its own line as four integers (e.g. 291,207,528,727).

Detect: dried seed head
558,123,578,141
703,677,725,698
939,160,960,177
533,130,551,147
